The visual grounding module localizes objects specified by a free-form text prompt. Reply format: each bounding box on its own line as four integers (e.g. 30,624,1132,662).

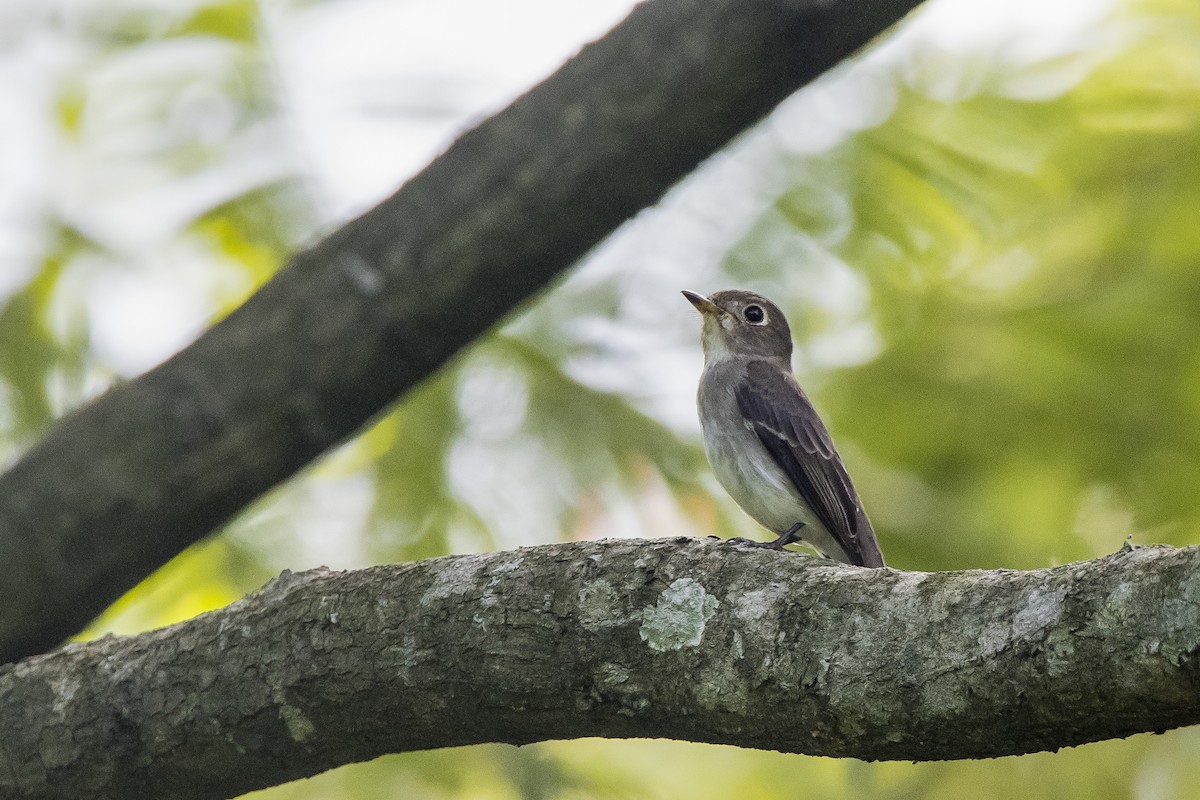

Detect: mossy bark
1,538,1197,799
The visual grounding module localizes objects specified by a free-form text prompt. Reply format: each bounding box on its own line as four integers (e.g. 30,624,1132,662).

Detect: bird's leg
723,523,805,550
764,522,805,550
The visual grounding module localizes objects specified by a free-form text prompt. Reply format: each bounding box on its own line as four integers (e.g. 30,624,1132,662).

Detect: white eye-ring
743,304,767,325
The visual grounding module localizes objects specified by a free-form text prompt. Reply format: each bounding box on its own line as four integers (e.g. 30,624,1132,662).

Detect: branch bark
2,539,1198,800
0,0,927,665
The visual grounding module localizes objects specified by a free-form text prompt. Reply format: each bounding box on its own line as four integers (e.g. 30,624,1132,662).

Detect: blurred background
3,0,1200,796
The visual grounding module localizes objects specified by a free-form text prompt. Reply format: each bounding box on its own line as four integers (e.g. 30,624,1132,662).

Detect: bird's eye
743,305,766,325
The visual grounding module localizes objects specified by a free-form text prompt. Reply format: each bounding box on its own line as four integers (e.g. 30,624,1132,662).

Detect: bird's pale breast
697,362,842,558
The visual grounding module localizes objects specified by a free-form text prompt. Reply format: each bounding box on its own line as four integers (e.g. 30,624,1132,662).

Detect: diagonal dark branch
0,0,928,664
2,539,1198,800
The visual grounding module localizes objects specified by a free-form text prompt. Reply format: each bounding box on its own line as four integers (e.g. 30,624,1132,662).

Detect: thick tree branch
0,0,927,665
2,538,1198,800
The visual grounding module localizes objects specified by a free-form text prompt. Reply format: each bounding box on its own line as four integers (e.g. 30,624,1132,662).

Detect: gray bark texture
1,538,1198,800
0,0,927,666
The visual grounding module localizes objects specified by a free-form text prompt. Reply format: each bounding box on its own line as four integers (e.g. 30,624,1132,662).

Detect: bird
682,288,885,568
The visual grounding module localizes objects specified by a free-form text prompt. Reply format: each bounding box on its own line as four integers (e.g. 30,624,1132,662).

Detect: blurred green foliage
3,0,1200,797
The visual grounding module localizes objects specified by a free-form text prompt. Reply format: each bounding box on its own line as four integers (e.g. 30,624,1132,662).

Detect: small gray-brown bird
683,289,885,567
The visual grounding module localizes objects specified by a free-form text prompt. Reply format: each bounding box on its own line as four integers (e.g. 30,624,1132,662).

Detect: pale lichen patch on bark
419,556,488,606
479,556,525,610
800,653,831,690
1042,628,1077,676
978,585,1068,656
890,571,931,594
578,580,621,630
728,585,785,666
1160,568,1200,666
732,585,786,623
337,251,384,295
639,578,719,652
279,703,315,743
318,596,341,625
1013,586,1068,640
49,673,80,715
1099,581,1135,628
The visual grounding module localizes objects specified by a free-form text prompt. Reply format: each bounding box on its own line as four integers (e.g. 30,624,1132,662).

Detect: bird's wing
734,360,872,564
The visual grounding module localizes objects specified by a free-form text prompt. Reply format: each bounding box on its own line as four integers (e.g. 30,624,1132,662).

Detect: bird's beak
682,290,726,317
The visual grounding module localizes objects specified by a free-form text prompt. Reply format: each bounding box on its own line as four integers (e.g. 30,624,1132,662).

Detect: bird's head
682,289,793,362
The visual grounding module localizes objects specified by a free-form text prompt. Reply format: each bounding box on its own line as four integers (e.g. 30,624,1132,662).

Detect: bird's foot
722,524,807,550
763,522,805,550
724,536,790,550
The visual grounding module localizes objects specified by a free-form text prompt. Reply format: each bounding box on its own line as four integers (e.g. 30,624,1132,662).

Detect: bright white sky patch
270,0,639,220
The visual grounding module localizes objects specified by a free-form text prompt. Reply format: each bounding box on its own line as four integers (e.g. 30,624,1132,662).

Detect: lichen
639,578,719,652
279,703,315,743
318,595,341,624
732,585,786,622
419,556,487,606
1160,569,1200,665
1012,586,1067,640
479,556,525,610
49,674,80,715
578,580,621,630
978,585,1069,656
